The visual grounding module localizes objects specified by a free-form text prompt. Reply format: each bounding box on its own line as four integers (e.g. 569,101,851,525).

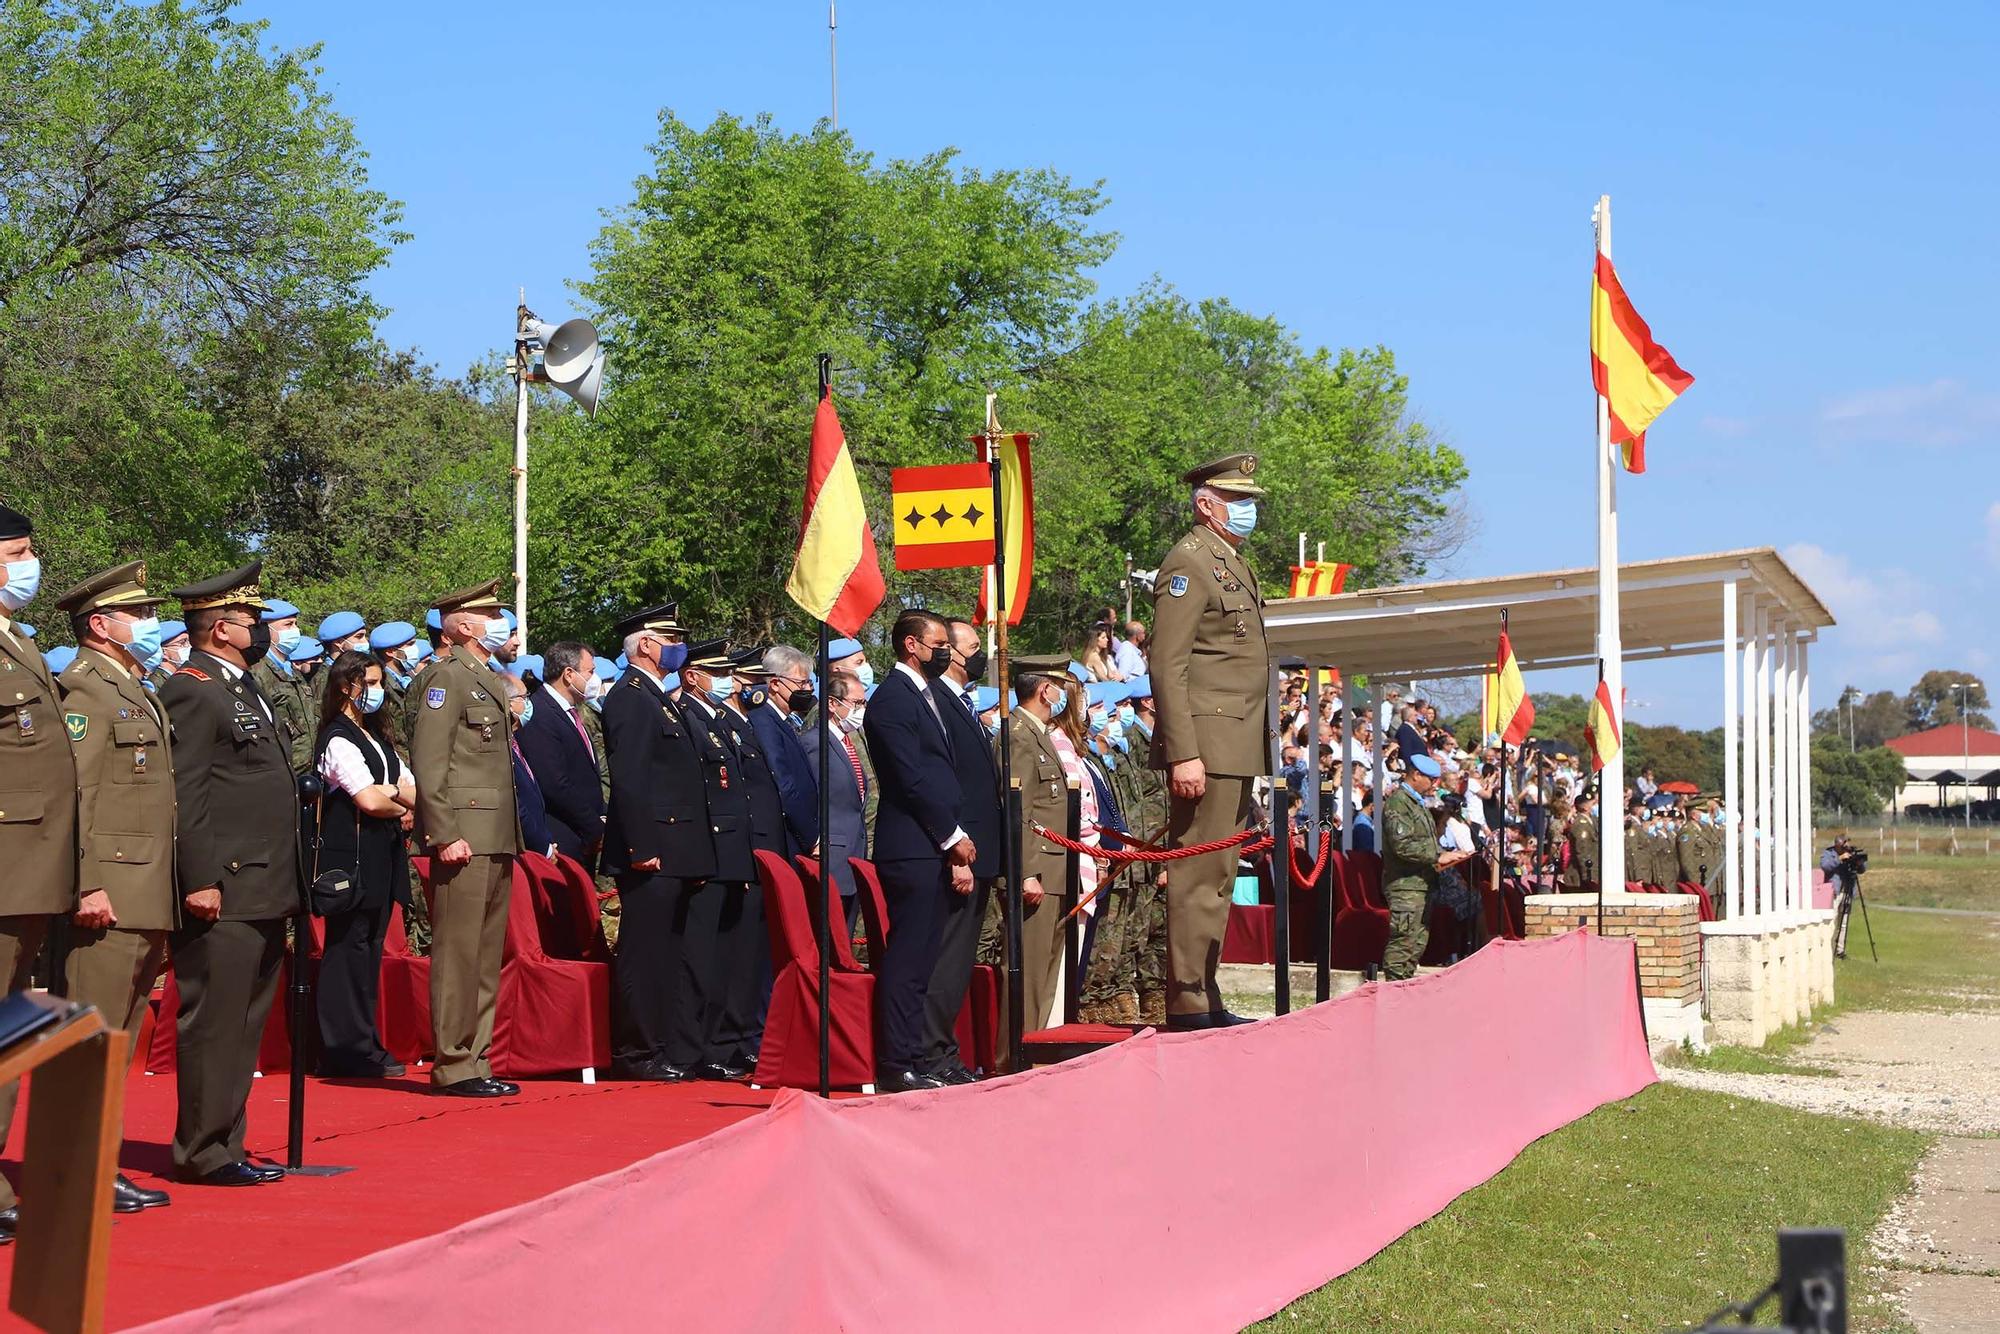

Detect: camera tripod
1833,872,1876,963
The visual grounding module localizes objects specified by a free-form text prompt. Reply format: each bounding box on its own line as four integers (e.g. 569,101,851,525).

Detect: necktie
568,700,593,758
842,734,866,798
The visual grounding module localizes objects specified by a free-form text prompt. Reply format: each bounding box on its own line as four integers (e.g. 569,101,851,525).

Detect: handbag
307,788,360,917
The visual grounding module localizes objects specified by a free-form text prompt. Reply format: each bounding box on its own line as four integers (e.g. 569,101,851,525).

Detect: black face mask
241,619,272,668
789,686,816,716
960,647,989,680
919,642,952,679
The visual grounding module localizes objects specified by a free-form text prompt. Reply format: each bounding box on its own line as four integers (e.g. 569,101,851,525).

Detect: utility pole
828,2,839,129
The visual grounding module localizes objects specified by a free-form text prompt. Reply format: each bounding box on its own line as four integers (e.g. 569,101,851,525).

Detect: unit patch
426,687,448,709
65,712,87,742
1168,575,1189,597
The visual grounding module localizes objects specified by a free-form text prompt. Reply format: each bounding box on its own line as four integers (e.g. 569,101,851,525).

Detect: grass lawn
1258,1083,1926,1332
1852,852,2000,913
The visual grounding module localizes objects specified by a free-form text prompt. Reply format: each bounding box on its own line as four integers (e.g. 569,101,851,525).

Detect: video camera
1834,845,1868,879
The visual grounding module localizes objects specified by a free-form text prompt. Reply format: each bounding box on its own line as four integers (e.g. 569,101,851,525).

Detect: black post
1315,688,1332,1005
1061,782,1082,1025
287,779,317,1170
814,352,835,1099
1267,660,1291,1015
1004,784,1025,1071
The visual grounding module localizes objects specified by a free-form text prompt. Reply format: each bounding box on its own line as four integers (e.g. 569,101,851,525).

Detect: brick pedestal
1522,893,1701,1006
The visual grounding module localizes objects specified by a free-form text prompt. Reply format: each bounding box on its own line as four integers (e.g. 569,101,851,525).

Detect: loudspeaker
524,316,604,417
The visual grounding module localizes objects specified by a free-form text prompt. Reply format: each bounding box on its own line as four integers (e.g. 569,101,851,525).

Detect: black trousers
875,856,948,1074
613,873,720,1069
705,879,766,1067
316,900,393,1074
920,874,991,1074
172,917,286,1176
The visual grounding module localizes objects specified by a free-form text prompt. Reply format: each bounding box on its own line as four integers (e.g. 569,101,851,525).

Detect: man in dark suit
514,640,606,867
802,668,870,926
919,616,1003,1082
1394,702,1430,764
676,638,759,1080
599,603,715,1081
159,562,302,1185
751,644,819,854
861,610,975,1092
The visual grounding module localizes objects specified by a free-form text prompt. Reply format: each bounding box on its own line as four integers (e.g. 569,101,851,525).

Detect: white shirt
319,726,395,798
892,660,966,852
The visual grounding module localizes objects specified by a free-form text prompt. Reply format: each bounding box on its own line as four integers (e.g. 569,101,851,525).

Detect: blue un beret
424,608,442,632
1409,754,1442,779
409,641,435,664
827,637,863,660
1124,674,1152,700
15,624,32,640
1085,680,1130,709
500,608,517,631
44,645,75,673
594,656,618,680
369,620,417,652
159,620,187,642
260,599,300,622
973,686,1000,712
512,653,544,680
317,610,364,643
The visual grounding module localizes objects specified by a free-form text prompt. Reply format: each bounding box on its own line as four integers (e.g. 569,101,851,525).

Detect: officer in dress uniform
251,598,314,773
370,621,420,721
717,647,786,1060
159,560,301,1186
407,580,524,1097
0,504,78,1241
1007,654,1074,1035
54,561,178,1215
1147,454,1271,1029
1562,798,1601,890
152,619,190,692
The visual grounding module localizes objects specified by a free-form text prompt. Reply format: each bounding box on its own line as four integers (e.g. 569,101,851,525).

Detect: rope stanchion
1288,835,1332,888
1031,822,1270,864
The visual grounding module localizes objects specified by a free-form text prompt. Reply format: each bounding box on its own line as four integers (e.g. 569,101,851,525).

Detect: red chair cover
1221,904,1275,964
753,849,876,1090
1674,880,1718,921
847,857,995,1074
1329,851,1389,972
488,853,614,1077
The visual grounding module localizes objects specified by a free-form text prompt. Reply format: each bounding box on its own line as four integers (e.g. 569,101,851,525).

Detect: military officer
316,609,368,658
1007,655,1074,1034
1147,453,1271,1029
1383,754,1464,979
370,620,421,721
0,503,78,1241
600,603,715,1081
408,580,523,1097
1562,796,1601,890
159,561,301,1186
152,618,190,692
54,561,179,1214
252,598,314,772
402,609,446,741
717,647,785,1057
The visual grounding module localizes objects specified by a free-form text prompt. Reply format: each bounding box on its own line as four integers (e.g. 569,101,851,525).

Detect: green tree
1904,670,1991,732
1811,737,1906,817
1812,686,1910,750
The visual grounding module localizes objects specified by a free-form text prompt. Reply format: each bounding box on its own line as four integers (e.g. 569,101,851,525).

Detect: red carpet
0,1068,794,1331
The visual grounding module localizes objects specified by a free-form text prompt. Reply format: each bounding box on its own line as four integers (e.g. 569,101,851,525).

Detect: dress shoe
488,1078,521,1095
1164,1009,1258,1033
719,1059,754,1080
877,1070,945,1093
176,1161,272,1187
932,1064,978,1086
439,1077,514,1098
691,1062,737,1082
611,1059,687,1082
246,1161,286,1182
112,1174,171,1213
0,1206,15,1245
379,1062,407,1078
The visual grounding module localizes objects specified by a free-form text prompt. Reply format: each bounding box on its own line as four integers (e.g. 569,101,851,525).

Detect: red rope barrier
1288,835,1332,886
1031,823,1271,864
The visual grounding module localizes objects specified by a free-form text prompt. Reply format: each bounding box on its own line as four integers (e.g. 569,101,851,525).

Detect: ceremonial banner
891,463,995,571
973,432,1034,627
1286,561,1353,598
1586,677,1621,772
1590,253,1694,474
1492,630,1535,745
785,384,884,637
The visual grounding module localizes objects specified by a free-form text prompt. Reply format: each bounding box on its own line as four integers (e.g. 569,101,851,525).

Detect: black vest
313,714,411,910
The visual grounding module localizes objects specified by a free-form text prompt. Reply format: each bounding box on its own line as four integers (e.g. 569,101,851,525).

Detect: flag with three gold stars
890,463,995,571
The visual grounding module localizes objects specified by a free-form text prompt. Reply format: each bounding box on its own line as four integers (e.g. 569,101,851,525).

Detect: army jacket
252,657,315,773
1009,706,1069,893
1148,524,1267,778
1380,784,1439,902
0,615,79,913
60,647,179,930
408,644,523,857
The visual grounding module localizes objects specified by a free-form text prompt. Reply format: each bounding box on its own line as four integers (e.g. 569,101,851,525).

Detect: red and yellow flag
891,463,994,571
1491,629,1534,745
784,383,885,637
1590,253,1694,473
973,432,1034,627
1586,677,1621,773
1287,561,1353,598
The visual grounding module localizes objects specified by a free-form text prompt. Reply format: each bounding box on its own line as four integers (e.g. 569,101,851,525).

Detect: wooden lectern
2,1008,125,1333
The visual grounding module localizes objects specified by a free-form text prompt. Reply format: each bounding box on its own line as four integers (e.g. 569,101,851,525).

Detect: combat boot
1139,989,1167,1027
1112,991,1140,1024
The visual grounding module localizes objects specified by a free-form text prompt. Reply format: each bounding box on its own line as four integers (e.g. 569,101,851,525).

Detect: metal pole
985,404,1023,1070
1267,659,1291,1015
827,1,838,129
513,292,531,648
1123,552,1133,627
1592,196,1626,894
1061,781,1082,1025
1004,784,1024,1069
813,354,834,1097
1315,675,1335,1004
1963,685,1972,830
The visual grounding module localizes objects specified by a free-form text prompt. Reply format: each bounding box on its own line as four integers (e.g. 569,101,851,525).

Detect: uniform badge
426,687,447,709
65,712,85,742
1168,575,1189,598
471,689,488,702
134,748,148,773
117,708,130,720
718,764,730,789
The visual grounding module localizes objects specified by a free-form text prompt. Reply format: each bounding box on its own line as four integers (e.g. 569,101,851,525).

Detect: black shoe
438,1077,513,1098
176,1161,273,1187
719,1059,754,1080
112,1174,171,1213
877,1070,945,1093
0,1206,15,1245
691,1062,736,1082
1164,1009,1258,1033
933,1064,978,1086
246,1161,286,1182
487,1078,520,1095
611,1058,688,1082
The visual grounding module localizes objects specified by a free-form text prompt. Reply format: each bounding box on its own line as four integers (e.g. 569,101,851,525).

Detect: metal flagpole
814,355,840,1096
828,2,838,129
980,396,1024,1072
1494,609,1510,909
1592,195,1627,893
512,291,531,648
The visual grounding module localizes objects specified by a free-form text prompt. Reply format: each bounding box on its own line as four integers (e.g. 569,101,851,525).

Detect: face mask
163,643,189,669
241,619,272,667
1223,498,1258,538
840,703,867,734
1088,706,1108,734
789,685,816,716
587,694,604,714
960,648,988,680
919,642,951,679
275,625,301,652
115,614,163,669
583,673,604,701
1048,688,1068,718
517,700,534,726
986,717,1002,738
738,681,767,709
662,672,682,694
1117,704,1136,728
360,684,386,714
477,617,510,652
704,674,736,703
0,557,41,611
657,641,688,674
389,667,412,689
853,661,876,689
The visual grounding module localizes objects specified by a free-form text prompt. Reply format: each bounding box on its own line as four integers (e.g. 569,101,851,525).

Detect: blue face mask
1116,704,1136,728
657,641,688,674
121,615,163,669
517,700,533,726
662,671,681,694
1048,688,1068,718
587,694,604,714
275,625,301,653
1,557,41,611
986,717,1002,737
853,661,876,689
388,668,410,690
477,617,511,653
1224,498,1258,538
1088,707,1108,734
360,684,386,714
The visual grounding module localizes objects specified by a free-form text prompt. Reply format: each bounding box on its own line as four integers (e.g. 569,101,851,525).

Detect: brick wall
1522,896,1700,1004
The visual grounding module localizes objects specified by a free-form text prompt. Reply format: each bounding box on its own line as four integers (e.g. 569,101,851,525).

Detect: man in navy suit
751,644,819,855
918,616,1003,1082
861,610,975,1092
514,640,606,868
803,667,870,928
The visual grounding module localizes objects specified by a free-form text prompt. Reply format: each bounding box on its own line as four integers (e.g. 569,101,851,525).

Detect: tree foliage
1903,669,1991,732
1810,738,1907,817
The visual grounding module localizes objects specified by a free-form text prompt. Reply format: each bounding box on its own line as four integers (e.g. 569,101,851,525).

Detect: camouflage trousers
1383,888,1429,981
1080,874,1137,1006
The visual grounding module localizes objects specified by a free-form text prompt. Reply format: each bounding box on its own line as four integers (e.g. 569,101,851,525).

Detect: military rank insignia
426,687,447,709
1168,574,1189,597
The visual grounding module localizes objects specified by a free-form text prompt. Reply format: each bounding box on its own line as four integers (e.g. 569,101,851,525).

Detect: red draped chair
377,900,432,1065
846,857,997,1074
1329,851,1390,971
146,926,312,1075
487,852,615,1077
793,857,865,972
752,849,876,1090
1675,881,1718,921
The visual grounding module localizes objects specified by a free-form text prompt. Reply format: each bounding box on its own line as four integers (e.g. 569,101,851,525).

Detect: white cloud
1818,379,2000,448
1782,542,1943,650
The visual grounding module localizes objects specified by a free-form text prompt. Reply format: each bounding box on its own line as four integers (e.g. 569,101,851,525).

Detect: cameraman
1821,834,1864,959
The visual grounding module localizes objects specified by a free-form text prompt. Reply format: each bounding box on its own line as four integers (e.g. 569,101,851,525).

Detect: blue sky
248,2,1998,727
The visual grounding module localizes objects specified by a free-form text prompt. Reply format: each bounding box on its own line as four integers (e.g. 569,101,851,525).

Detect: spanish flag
891,462,994,571
1586,677,1621,773
1287,561,1353,598
1491,629,1534,745
973,432,1034,627
1590,253,1694,473
785,382,885,637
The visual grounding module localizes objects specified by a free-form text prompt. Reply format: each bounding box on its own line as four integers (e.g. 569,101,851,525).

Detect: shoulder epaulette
176,667,211,682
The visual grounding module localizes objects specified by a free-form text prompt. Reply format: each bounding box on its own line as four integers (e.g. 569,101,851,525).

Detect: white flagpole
983,391,999,656
1594,194,1626,893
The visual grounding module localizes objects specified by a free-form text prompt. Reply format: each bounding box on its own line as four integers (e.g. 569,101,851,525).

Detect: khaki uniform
252,657,314,773
0,612,78,1211
1561,812,1599,888
408,641,523,1085
1149,524,1266,1017
1380,785,1438,979
58,647,177,1048
1009,705,1069,1032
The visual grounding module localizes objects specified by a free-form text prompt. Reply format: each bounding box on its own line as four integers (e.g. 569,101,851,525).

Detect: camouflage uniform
1117,749,1169,1022
1380,783,1438,980
1079,751,1140,1021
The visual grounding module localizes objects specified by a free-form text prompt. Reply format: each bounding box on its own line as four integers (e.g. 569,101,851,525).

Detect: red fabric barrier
1221,903,1275,964
145,931,1654,1334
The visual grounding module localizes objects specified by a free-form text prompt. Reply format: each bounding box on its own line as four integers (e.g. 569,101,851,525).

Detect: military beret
591,654,617,680
1125,674,1152,700
0,503,31,541
16,623,33,638
1085,680,1130,709
1182,452,1265,496
369,620,417,651
1066,660,1090,682
433,578,506,616
685,637,733,672
170,560,267,612
611,602,680,641
260,599,301,622
500,608,517,631
613,653,628,671
317,610,365,643
511,653,544,680
55,560,157,618
287,637,324,663
1408,754,1442,778
827,637,864,661
973,686,1000,712
424,608,443,632
159,620,187,643
44,645,75,673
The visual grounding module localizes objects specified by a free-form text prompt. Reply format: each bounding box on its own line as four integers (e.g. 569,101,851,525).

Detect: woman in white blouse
312,651,417,1078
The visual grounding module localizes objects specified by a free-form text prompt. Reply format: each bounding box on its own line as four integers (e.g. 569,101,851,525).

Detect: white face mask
840,703,867,734
0,557,40,612
163,642,190,668
477,617,510,652
853,661,876,689
583,673,604,701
